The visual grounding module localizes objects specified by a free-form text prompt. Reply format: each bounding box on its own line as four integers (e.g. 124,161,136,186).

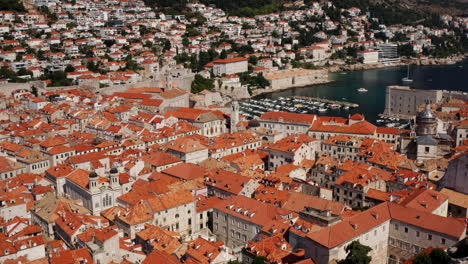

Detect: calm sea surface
256,59,468,123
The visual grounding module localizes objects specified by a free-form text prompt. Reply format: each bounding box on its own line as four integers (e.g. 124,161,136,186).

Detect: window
394,224,399,230
404,227,408,233
416,231,420,237
428,234,432,240
199,214,203,219
441,238,446,244
425,146,430,152
188,219,191,225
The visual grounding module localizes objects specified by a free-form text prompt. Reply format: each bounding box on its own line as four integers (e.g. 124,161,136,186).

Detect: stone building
265,134,319,170
263,69,328,91
165,107,226,138
439,153,468,194
291,202,466,264
116,190,197,238
258,111,317,136
212,196,292,248
399,104,452,160
383,86,468,118
212,57,248,76
165,137,209,163
64,168,128,215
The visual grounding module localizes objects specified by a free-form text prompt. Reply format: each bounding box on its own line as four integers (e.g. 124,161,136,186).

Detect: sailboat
402,64,413,84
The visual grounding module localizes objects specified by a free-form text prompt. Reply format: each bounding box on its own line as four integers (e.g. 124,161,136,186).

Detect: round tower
416,104,437,137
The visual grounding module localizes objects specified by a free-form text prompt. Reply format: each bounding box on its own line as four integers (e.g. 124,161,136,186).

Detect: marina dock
292,96,359,108
239,96,360,120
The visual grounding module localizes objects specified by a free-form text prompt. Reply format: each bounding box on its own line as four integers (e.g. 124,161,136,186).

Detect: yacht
357,88,368,92
402,64,413,84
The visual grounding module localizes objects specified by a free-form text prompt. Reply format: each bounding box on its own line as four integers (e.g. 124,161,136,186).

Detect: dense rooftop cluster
0,82,462,264
0,0,466,264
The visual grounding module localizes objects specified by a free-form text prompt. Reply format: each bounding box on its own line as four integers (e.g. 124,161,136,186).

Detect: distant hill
146,0,466,19
365,0,467,16
1,0,26,12
200,0,289,17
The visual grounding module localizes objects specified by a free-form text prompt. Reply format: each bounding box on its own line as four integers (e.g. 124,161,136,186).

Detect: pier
292,96,359,108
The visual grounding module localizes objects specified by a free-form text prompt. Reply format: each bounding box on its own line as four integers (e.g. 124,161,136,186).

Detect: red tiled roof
260,111,316,125
213,57,247,64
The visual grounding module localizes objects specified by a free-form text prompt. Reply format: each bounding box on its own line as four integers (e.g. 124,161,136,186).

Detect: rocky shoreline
250,78,334,98
407,54,466,66
327,54,466,73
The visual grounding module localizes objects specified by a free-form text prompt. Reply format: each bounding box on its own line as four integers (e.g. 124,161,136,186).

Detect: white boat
318,107,327,112
402,65,413,84
343,106,350,110
357,88,368,92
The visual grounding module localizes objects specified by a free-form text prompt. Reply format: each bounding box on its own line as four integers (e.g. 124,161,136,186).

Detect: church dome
110,167,118,174
416,103,437,137
89,172,98,178
418,104,436,119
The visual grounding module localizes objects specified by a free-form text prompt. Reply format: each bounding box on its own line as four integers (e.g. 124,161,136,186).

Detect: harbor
253,60,467,124
239,97,352,119
239,96,411,129
291,96,359,108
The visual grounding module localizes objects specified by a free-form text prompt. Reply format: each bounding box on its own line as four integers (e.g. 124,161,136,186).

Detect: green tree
0,0,26,12
65,64,76,73
163,40,171,51
248,56,258,66
0,66,17,80
182,37,189,47
429,249,451,263
186,28,200,37
399,44,416,57
412,253,432,264
220,50,227,59
87,61,99,72
31,86,38,97
252,256,267,264
198,52,211,71
191,74,214,94
17,68,32,77
338,241,372,264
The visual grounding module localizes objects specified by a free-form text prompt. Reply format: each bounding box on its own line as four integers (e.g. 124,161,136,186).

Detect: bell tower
230,101,240,133
89,172,99,194
110,167,120,190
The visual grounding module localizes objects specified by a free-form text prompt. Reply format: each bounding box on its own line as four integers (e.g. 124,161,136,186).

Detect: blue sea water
256,59,468,123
